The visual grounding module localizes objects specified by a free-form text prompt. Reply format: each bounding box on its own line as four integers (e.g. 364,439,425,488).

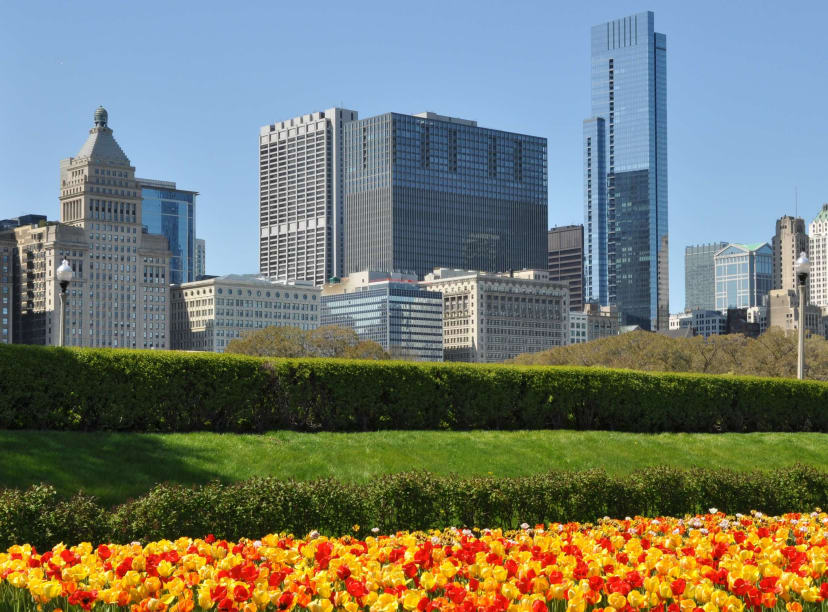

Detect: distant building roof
813,203,828,223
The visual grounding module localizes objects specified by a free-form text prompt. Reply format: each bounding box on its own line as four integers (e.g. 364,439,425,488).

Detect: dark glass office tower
343,112,547,278
584,11,667,330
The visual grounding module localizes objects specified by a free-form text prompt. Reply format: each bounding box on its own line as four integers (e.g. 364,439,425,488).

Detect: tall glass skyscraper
584,11,668,330
344,112,547,278
685,242,728,311
138,178,198,285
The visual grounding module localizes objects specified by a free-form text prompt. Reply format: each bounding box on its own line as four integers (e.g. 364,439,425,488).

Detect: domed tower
94,106,108,128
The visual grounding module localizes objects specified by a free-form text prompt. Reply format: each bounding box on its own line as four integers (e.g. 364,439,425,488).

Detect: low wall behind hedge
0,344,826,433
1,465,825,550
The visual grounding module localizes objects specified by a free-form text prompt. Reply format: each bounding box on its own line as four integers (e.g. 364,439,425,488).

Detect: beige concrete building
668,309,726,338
195,238,206,278
170,274,320,352
809,204,828,307
420,268,568,362
772,215,808,292
6,107,172,348
259,108,358,285
768,289,826,338
570,302,620,344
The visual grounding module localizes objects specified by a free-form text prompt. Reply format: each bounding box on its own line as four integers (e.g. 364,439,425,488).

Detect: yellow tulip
198,586,212,609
627,590,647,608
42,580,63,600
439,560,458,579
420,572,436,590
308,598,334,612
607,592,627,608
711,589,728,608
403,590,422,611
502,582,520,600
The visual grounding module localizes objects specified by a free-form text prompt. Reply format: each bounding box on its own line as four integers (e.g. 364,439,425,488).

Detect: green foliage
1,343,827,433
511,329,828,380
1,466,825,550
226,324,390,359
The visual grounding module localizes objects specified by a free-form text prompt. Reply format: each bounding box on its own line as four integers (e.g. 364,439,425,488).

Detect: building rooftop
173,274,318,288
814,203,828,223
75,107,131,166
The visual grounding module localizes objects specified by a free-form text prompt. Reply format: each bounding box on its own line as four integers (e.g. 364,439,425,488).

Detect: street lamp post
56,259,73,347
795,252,810,380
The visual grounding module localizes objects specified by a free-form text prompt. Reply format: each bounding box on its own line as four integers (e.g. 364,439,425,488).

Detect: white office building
259,108,358,286
170,274,321,352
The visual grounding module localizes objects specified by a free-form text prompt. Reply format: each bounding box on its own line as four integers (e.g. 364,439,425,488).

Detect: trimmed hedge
1,344,827,432
1,465,825,550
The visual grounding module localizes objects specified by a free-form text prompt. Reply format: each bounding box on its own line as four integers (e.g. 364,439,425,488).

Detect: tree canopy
509,329,828,380
226,325,390,360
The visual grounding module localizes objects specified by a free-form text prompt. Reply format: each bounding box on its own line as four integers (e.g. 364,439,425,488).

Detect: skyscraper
809,204,828,307
583,11,668,330
259,108,358,285
772,215,808,292
137,178,198,285
685,242,727,311
548,224,584,311
344,112,547,278
714,243,772,311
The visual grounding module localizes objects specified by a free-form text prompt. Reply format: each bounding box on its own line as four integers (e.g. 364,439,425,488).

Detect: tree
306,326,362,358
509,329,828,380
225,325,307,357
226,325,389,360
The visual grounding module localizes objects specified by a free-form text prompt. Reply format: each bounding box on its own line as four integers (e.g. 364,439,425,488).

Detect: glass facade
344,113,547,278
321,282,443,361
685,242,728,311
714,243,773,311
140,181,197,285
584,11,668,330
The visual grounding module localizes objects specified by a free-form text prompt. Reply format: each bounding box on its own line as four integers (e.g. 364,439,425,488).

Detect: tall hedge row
1,466,825,550
1,344,826,433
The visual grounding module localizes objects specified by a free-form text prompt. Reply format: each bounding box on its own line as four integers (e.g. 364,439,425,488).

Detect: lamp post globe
794,252,810,380
57,259,73,286
795,252,811,280
56,259,73,347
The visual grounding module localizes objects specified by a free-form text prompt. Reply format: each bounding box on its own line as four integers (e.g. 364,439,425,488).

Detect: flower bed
1,511,826,611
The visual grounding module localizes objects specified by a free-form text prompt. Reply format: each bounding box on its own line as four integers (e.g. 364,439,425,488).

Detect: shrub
1,344,826,433
0,466,825,550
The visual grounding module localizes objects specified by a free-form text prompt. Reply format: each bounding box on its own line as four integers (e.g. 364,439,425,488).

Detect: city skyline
2,1,828,312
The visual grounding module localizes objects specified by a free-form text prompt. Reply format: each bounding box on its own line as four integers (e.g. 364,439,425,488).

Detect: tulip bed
1,512,827,612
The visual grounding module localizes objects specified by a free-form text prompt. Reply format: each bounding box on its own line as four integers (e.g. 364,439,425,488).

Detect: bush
1,466,825,550
1,344,827,433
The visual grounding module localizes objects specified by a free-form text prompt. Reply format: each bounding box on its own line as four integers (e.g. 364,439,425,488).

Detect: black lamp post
795,252,810,380
56,258,73,347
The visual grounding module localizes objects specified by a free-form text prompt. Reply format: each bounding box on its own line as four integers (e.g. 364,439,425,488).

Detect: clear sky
2,0,826,312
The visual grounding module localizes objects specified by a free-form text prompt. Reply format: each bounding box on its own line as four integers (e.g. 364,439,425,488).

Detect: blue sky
2,0,826,312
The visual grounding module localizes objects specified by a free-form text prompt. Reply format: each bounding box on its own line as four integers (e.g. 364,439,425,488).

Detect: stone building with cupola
1,107,172,348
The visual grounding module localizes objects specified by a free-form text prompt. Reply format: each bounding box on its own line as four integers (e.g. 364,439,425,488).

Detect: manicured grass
0,430,825,506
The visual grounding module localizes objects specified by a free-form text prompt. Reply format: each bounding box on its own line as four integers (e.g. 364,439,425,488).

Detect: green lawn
0,430,825,506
